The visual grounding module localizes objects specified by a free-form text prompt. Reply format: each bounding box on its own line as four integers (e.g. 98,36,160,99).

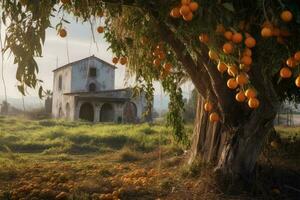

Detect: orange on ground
204,102,213,112
236,73,249,85
281,10,293,22
224,31,233,40
241,56,252,66
227,65,238,77
223,43,234,54
295,76,300,88
261,27,273,37
294,51,300,62
232,33,243,43
153,58,161,66
286,57,297,68
97,26,104,33
210,112,220,122
199,33,209,44
217,62,227,73
112,57,119,64
183,12,193,21
208,50,219,60
243,48,252,57
248,98,260,109
59,29,67,38
180,5,191,16
236,91,246,102
227,78,238,89
245,88,256,98
170,8,181,18
244,37,256,48
189,2,199,11
280,67,292,78
120,57,127,65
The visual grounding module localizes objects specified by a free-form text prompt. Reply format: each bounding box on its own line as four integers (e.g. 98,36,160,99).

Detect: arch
65,103,70,120
79,102,94,122
123,102,137,123
100,103,115,122
89,83,96,92
58,107,63,118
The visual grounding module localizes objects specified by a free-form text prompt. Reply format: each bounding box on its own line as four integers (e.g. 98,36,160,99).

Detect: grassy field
0,116,299,200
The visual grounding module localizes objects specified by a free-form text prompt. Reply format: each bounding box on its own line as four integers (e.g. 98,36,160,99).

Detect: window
58,75,62,90
89,83,96,92
89,67,97,77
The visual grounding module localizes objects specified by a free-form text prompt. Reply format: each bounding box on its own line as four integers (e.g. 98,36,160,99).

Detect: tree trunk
188,95,276,178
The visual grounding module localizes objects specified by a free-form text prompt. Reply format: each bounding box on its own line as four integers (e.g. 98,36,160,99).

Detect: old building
52,55,147,123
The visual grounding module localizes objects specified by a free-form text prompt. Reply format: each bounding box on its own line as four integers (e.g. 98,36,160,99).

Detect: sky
0,14,194,101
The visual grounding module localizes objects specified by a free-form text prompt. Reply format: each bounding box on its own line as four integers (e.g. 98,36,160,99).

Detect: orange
152,49,160,57
59,29,67,38
170,8,181,18
209,112,220,122
158,51,166,60
232,33,243,43
120,57,127,65
189,2,199,12
294,51,300,62
227,78,238,89
217,62,227,73
244,37,256,48
286,57,297,68
261,27,273,37
112,57,119,64
181,0,191,5
224,31,233,40
199,33,209,44
153,58,161,66
180,5,191,16
280,67,292,78
97,26,105,33
281,10,293,22
245,88,256,98
236,91,246,102
243,48,252,57
295,76,300,88
241,56,252,65
164,63,172,72
216,24,225,34
227,65,238,77
236,73,249,85
208,50,219,60
204,102,213,112
248,98,260,109
183,12,193,21
223,42,233,54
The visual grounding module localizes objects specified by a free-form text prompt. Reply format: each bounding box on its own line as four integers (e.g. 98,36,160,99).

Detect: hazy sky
0,15,193,99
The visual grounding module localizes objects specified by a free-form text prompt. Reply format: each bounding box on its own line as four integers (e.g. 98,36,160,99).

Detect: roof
52,55,117,72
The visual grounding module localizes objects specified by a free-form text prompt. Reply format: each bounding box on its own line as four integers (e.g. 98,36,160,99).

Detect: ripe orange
180,5,191,16
294,51,300,62
236,73,249,85
232,33,243,43
223,43,234,54
280,10,293,22
209,112,220,122
245,88,256,98
189,2,199,11
216,24,225,34
208,50,219,60
181,0,191,5
158,51,166,60
280,67,292,78
241,56,252,65
248,98,260,109
59,29,67,38
243,48,252,57
217,62,227,73
261,27,273,37
164,63,172,72
112,57,119,64
120,57,127,65
227,78,238,89
199,33,209,44
170,8,181,18
236,91,246,102
244,37,256,48
295,76,300,88
97,26,105,33
227,65,238,77
153,58,161,66
286,57,297,68
183,12,193,21
204,102,213,112
224,31,233,40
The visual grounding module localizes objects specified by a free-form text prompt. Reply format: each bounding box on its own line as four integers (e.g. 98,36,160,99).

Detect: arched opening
58,107,63,118
79,102,94,122
100,103,114,122
123,102,137,123
89,83,96,92
65,103,70,120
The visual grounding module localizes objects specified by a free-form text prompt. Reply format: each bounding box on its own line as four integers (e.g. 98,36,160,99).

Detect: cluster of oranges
152,43,173,78
170,0,199,21
203,101,220,122
112,56,127,65
280,51,300,86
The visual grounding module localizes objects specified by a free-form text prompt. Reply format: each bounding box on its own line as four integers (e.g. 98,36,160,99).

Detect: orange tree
1,0,300,178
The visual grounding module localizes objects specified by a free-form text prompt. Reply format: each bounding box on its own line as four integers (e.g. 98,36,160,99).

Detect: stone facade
52,56,147,123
